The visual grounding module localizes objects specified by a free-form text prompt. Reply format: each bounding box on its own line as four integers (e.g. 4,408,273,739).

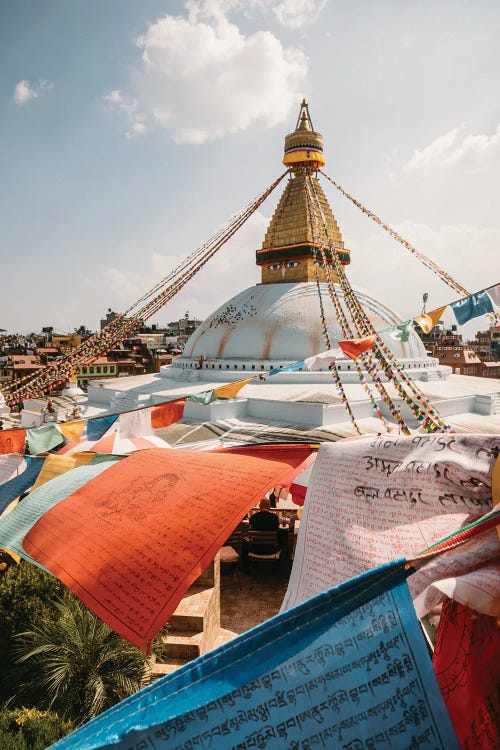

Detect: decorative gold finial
283,99,325,170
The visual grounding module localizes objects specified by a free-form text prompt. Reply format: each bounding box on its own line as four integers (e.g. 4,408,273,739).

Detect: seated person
250,497,279,531
242,498,280,571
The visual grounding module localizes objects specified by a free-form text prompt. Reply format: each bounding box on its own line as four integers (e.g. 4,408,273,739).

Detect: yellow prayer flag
58,420,85,444
213,377,255,399
414,305,448,334
0,497,19,520
32,452,95,490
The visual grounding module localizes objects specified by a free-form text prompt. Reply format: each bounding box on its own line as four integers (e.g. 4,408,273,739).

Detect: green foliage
0,707,72,750
0,562,65,705
15,594,149,726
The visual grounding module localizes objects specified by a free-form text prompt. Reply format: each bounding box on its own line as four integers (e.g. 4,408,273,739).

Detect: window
103,366,108,373
96,366,101,374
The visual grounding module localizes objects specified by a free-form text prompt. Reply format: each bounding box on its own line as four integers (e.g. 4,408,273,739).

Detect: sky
1,0,499,340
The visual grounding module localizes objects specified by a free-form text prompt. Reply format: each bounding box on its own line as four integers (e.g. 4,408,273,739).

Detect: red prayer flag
23,445,312,649
151,398,186,429
0,429,26,455
338,335,377,360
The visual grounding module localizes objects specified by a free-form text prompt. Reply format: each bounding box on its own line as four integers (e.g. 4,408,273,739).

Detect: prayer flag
485,281,500,308
47,561,459,750
0,462,114,573
151,398,186,428
86,414,118,441
0,429,26,455
269,360,305,375
0,454,25,484
213,377,254,399
26,424,64,455
187,390,217,405
338,334,377,359
58,420,85,444
117,408,152,439
0,456,44,515
303,347,344,371
31,453,95,490
386,319,414,342
450,291,494,325
414,305,447,334
23,446,313,648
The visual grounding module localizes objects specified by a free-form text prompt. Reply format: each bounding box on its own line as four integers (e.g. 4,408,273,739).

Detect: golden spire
256,101,349,284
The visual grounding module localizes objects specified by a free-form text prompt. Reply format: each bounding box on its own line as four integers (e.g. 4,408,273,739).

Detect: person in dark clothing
250,497,279,530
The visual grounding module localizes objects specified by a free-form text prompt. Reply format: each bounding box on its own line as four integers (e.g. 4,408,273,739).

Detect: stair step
164,630,204,659
150,658,189,678
169,586,214,631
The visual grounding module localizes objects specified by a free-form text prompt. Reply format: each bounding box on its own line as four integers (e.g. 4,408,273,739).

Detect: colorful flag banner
385,319,414,342
47,561,459,750
57,419,85,444
31,453,95,490
450,290,494,325
23,446,313,649
414,305,448,334
0,456,44,515
86,414,118,441
338,334,377,359
0,462,114,573
26,424,64,455
150,398,186,429
117,408,152,439
213,377,255,399
282,434,497,615
187,390,217,405
0,429,26,455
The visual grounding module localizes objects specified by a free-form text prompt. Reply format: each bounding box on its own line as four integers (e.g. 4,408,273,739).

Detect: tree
0,708,73,750
15,594,150,726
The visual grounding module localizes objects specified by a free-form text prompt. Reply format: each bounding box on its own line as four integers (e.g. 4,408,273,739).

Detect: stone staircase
176,368,200,383
475,392,500,415
149,554,237,680
109,391,153,412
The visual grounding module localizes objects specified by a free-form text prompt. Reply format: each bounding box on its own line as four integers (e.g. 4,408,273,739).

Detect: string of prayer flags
450,290,494,325
213,377,255,399
26,424,64,455
0,456,44,515
23,445,313,649
0,462,114,573
338,334,377,360
0,429,26,455
86,414,118,441
386,319,414,342
414,305,448,334
187,390,217,405
46,560,460,750
150,398,186,428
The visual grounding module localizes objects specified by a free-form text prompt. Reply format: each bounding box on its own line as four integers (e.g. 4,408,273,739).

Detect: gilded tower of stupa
256,100,350,284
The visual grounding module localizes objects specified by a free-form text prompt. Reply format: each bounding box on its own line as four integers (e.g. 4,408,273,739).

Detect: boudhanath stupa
81,101,500,442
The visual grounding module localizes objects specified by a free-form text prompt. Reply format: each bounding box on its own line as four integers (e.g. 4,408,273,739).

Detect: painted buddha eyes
270,263,282,271
286,262,299,268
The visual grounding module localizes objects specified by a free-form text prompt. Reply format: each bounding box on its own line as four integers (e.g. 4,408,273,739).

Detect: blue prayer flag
86,414,118,441
450,291,494,325
269,360,305,376
49,561,459,750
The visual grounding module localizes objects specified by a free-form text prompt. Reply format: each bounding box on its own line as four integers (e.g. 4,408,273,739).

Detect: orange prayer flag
213,377,255,399
151,398,186,429
338,335,377,360
0,429,26,455
414,305,447,334
24,445,312,649
58,420,85,444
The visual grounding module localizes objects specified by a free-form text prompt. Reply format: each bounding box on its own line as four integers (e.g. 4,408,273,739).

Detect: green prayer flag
187,390,217,405
387,319,414,343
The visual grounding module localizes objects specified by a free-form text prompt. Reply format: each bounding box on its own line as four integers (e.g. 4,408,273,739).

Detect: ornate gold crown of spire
256,100,349,284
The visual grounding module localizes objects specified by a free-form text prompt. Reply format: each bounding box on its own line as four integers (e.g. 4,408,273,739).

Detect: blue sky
1,0,499,338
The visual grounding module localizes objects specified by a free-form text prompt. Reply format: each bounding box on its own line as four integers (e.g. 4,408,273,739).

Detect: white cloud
103,89,147,138
13,79,53,106
273,0,328,30
404,123,500,173
108,2,307,143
